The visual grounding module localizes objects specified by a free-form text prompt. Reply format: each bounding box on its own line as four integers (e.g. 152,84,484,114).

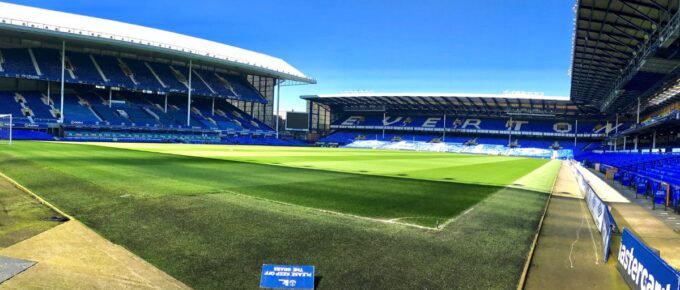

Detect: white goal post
0,114,12,145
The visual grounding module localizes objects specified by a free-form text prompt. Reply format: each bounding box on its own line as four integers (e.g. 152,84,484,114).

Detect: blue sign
617,228,680,290
260,264,315,289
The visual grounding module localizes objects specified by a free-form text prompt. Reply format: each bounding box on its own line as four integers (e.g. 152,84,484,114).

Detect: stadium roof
570,0,680,114
0,2,315,84
302,93,600,117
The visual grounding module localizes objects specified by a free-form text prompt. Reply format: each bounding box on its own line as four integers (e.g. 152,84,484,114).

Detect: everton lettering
382,116,403,126
341,116,362,126
553,122,572,133
461,118,481,130
505,120,528,131
422,117,440,128
333,115,617,136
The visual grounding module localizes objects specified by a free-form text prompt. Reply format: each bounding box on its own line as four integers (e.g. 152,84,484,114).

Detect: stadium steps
211,72,239,97
117,58,139,86
168,66,190,89
26,48,42,76
192,70,217,94
144,62,167,88
13,95,35,124
89,55,109,82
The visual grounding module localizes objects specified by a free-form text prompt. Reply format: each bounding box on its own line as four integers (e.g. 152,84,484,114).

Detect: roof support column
615,113,619,134
275,80,281,139
623,136,627,151
108,87,112,108
212,97,215,117
382,111,386,140
614,137,617,151
46,81,50,106
187,60,192,127
634,135,638,151
574,119,578,147
164,93,168,113
508,116,512,145
59,40,65,124
442,113,446,142
652,130,656,151
637,97,641,124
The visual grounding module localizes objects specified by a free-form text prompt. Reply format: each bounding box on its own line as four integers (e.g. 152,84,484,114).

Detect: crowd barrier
343,140,573,159
571,162,617,262
572,162,680,289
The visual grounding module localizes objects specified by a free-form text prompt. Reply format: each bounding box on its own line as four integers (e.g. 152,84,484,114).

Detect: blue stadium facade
302,93,619,159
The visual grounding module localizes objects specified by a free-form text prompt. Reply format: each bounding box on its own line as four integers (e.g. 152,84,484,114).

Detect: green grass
93,143,550,189
0,177,61,247
0,141,560,289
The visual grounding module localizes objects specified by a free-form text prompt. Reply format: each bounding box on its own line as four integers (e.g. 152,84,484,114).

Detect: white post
634,136,638,151
605,120,610,137
108,87,112,108
47,81,51,105
637,97,641,124
442,113,446,142
8,114,12,145
275,80,281,139
615,114,619,134
574,119,578,146
652,130,657,151
614,138,618,151
382,111,386,140
164,94,168,113
212,98,215,116
508,117,512,145
623,136,627,151
187,60,192,126
59,40,65,124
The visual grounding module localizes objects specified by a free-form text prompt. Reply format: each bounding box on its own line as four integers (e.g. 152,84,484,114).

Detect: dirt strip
0,172,189,290
524,162,626,290
0,220,189,289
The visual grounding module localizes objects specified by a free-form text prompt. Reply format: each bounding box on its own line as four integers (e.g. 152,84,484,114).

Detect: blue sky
5,0,575,112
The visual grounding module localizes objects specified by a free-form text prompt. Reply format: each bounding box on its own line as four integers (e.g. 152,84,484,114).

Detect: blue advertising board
617,228,680,290
572,164,617,262
260,264,315,289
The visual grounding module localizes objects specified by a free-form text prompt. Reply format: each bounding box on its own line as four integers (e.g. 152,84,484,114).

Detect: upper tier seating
0,48,37,77
0,48,265,103
66,52,106,84
93,55,135,88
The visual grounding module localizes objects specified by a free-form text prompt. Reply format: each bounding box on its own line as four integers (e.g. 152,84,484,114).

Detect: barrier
343,140,573,159
571,162,617,262
617,228,680,290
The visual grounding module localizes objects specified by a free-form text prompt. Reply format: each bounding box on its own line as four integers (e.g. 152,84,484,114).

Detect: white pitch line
569,204,586,269
216,189,441,231
438,207,475,229
580,197,601,265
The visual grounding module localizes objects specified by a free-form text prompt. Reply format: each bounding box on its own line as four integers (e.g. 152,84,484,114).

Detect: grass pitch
0,141,560,289
0,176,60,247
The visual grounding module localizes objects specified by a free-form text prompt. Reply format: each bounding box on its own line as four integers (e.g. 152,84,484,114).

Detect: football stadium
0,1,679,290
